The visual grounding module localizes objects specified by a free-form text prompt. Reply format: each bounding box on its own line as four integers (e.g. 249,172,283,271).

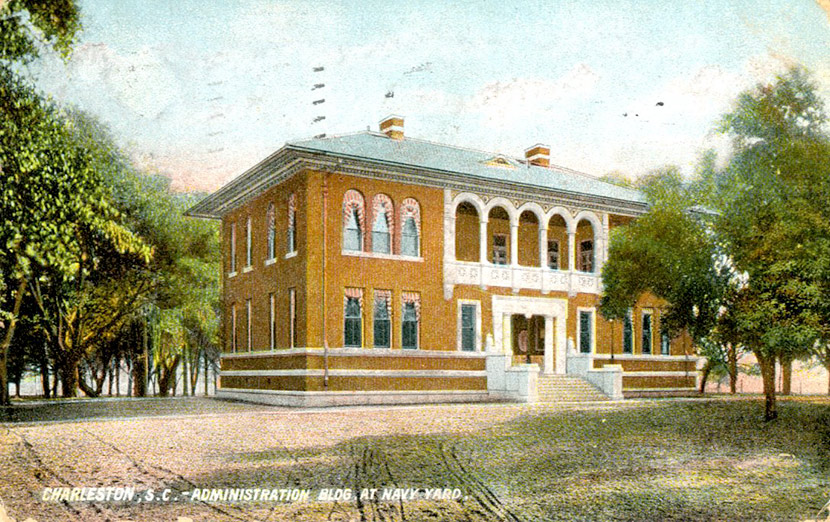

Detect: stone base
217,388,493,407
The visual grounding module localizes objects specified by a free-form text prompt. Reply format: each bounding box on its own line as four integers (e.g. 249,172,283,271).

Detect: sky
26,0,830,192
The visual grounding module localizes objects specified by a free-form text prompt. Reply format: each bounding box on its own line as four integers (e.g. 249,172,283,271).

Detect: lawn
1,397,828,521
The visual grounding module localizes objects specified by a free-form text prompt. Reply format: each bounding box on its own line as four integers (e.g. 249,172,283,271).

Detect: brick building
187,116,700,406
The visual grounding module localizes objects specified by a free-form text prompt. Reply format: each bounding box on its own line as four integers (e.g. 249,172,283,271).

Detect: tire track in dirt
81,428,255,522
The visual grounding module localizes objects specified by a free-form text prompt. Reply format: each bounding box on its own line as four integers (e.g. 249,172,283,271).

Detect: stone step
536,375,610,402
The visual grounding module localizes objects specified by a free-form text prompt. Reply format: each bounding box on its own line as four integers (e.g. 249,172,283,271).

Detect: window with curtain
266,203,275,260
373,291,391,348
344,296,362,347
401,217,419,257
344,209,362,251
579,310,593,353
372,210,391,254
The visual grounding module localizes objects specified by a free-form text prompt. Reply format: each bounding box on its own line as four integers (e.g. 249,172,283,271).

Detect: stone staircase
536,374,610,402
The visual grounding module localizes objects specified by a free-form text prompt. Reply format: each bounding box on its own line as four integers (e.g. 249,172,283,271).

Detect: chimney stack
524,144,550,167
379,115,404,140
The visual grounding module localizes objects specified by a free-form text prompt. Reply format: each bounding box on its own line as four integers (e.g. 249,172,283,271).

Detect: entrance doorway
512,315,546,366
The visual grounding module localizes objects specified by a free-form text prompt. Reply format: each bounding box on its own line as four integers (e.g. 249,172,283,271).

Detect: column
568,230,576,271
539,226,548,268
479,219,488,264
502,313,512,355
510,222,519,267
544,315,554,374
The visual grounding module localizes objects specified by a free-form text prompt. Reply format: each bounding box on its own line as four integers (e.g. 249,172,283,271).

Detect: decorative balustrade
444,260,602,295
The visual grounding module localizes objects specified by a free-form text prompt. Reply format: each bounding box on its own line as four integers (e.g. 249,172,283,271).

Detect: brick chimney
379,115,404,140
524,144,550,167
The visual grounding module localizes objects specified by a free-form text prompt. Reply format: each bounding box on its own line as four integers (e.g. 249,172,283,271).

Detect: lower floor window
344,296,362,347
373,291,391,348
579,310,593,354
641,312,653,354
461,304,477,351
661,332,671,355
623,310,633,354
402,302,418,349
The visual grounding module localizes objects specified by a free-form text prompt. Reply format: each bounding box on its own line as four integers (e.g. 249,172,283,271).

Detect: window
231,304,237,352
400,198,421,257
289,288,296,348
229,222,237,273
269,293,276,350
578,310,593,353
373,290,391,348
641,311,653,354
493,234,507,265
266,203,276,261
547,239,560,269
344,293,362,347
402,296,419,350
623,309,633,354
579,240,594,272
245,299,252,351
372,209,391,254
287,193,296,254
461,304,477,351
401,217,419,257
661,332,671,355
343,190,365,252
245,216,252,268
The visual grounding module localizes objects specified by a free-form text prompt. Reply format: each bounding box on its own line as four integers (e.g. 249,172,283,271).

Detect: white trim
216,388,491,407
341,250,424,262
457,300,482,352
593,353,701,362
242,265,253,273
624,371,695,377
227,271,238,278
284,251,298,259
576,307,596,354
221,369,486,378
264,258,276,266
220,347,487,359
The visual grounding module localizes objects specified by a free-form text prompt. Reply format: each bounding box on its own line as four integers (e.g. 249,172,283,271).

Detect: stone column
568,230,576,272
510,222,519,267
539,226,548,268
544,315,554,374
479,219,488,264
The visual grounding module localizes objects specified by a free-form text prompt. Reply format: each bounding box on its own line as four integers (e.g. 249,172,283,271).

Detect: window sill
264,258,276,266
242,266,253,273
228,271,238,279
341,250,424,262
285,251,298,259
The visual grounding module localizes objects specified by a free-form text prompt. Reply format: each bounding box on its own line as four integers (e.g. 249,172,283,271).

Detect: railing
444,260,602,295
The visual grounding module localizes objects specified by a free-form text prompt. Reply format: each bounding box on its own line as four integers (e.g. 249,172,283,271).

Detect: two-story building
187,116,700,406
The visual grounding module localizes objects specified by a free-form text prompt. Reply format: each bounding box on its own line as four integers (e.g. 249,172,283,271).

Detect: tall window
289,288,296,348
400,198,421,257
245,216,252,268
373,290,391,348
287,193,296,254
266,203,276,260
343,190,365,252
401,217,419,257
623,309,633,353
229,222,237,273
493,234,507,265
547,239,560,269
579,310,593,353
245,299,252,351
344,291,362,347
372,209,391,254
402,293,419,350
579,240,594,273
231,304,237,352
661,332,671,355
461,304,477,351
269,293,276,350
641,311,653,354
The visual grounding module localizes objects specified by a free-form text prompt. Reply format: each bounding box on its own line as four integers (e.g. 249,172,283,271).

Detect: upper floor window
371,194,393,254
229,222,237,273
400,198,421,257
547,239,560,270
373,290,391,348
266,203,276,260
493,234,508,265
245,216,252,268
287,193,297,254
343,189,365,252
579,240,594,273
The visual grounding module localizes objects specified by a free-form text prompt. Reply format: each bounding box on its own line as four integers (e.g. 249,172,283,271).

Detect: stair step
535,375,610,402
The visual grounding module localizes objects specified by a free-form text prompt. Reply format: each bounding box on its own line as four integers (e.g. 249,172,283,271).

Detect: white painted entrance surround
491,295,568,374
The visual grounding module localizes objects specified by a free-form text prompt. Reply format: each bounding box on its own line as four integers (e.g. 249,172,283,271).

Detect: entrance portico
491,295,568,374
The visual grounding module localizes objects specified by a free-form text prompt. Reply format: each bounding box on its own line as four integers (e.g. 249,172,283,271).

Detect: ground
0,396,829,522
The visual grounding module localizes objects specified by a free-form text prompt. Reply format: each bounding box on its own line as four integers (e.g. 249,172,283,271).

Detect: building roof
187,130,647,219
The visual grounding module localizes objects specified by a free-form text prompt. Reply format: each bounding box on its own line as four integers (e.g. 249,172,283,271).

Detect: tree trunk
40,356,50,399
204,351,209,396
181,353,189,397
699,359,712,394
757,352,777,421
0,277,28,406
781,356,792,396
825,356,830,397
727,343,738,394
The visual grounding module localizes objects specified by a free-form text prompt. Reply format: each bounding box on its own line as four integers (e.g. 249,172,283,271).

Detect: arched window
371,194,393,254
266,203,275,260
400,198,421,257
343,190,366,252
287,193,297,254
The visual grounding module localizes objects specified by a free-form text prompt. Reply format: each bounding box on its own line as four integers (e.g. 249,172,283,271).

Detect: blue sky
29,0,830,191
